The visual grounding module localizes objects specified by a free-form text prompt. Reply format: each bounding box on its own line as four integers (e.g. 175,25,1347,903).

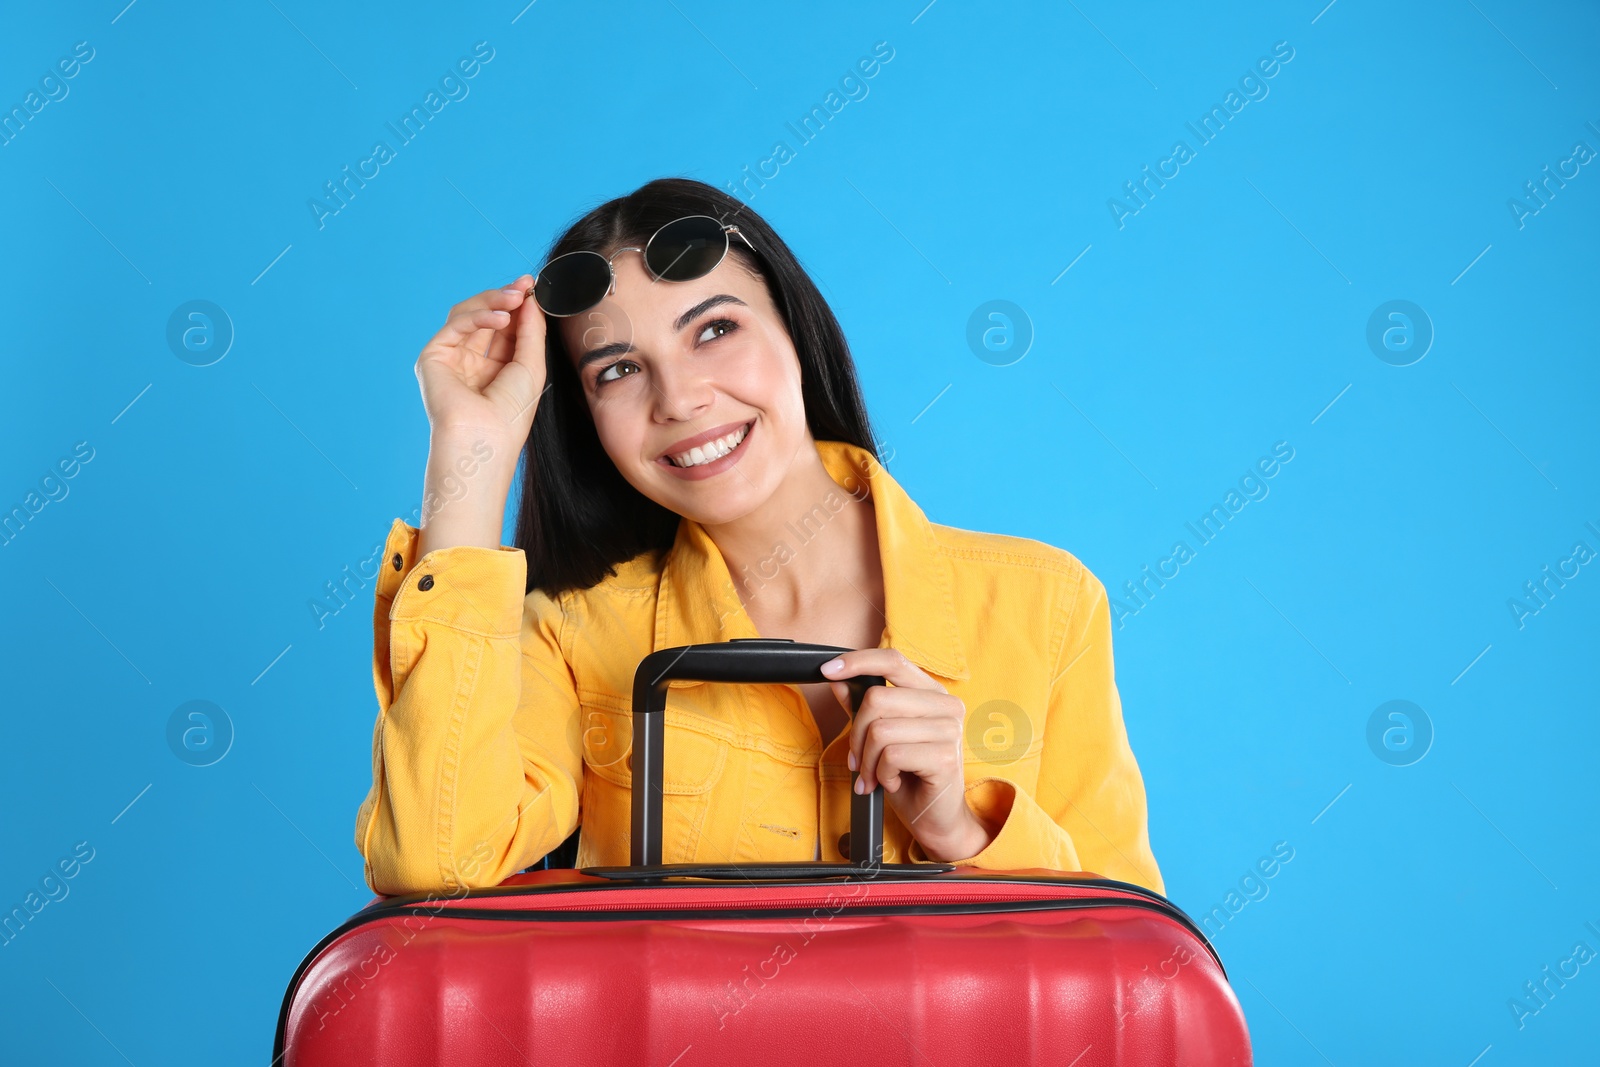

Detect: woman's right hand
415,273,548,448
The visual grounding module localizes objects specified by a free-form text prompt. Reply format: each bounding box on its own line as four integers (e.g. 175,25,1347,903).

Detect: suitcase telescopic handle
629,638,886,868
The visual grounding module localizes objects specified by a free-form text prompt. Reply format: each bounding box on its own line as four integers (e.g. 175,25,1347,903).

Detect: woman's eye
696,318,739,345
595,360,638,386
594,321,735,388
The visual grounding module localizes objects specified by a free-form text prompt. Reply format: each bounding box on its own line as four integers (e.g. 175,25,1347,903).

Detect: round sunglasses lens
534,251,611,316
645,216,729,282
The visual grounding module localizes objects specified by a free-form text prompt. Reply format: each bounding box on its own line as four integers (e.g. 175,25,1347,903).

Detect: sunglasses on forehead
526,214,758,318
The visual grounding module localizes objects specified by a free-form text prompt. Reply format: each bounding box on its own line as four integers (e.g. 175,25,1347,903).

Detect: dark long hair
515,177,879,597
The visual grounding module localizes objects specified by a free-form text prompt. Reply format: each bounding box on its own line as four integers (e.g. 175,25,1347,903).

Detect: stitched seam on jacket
573,691,823,765
360,715,385,891
370,567,397,884
591,581,656,599
937,544,1084,577
929,537,964,672
519,591,575,666
391,611,517,640
1050,565,1090,694
748,737,826,763
554,588,574,660
436,631,487,891
385,623,417,887
1035,573,1088,858
683,788,713,862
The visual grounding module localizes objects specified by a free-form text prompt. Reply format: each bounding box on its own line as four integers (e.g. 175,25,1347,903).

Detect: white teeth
670,423,748,468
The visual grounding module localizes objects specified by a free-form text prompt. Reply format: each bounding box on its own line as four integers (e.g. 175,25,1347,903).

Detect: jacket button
837,832,850,856
391,552,403,571
418,574,435,591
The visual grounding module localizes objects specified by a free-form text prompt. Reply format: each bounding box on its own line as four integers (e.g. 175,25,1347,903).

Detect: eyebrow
576,294,749,370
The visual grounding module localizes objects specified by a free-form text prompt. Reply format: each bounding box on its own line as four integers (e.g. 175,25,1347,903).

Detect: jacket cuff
907,777,1083,872
378,518,527,637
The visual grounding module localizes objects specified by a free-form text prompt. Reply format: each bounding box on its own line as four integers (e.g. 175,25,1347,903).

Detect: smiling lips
660,420,754,469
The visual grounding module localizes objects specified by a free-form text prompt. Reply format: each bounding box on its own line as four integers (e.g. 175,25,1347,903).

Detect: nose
651,352,714,424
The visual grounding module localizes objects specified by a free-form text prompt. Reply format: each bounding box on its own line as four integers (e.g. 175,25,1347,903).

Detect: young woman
354,178,1163,897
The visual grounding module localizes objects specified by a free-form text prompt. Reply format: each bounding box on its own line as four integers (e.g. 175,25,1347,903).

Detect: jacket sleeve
908,568,1164,895
353,518,584,896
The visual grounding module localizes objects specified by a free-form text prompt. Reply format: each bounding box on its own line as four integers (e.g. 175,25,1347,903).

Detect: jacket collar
653,438,970,683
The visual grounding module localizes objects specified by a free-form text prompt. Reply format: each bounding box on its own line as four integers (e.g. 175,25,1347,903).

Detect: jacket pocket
575,694,731,866
578,697,727,795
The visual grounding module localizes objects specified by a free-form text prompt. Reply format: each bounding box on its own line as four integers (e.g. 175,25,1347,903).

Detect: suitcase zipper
382,883,1221,971
434,889,1140,912
379,896,1220,974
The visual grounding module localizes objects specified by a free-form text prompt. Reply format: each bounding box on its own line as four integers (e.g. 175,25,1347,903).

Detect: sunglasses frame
527,214,758,318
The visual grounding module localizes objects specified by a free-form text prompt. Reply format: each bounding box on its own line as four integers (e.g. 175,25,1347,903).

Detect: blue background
2,0,1596,1063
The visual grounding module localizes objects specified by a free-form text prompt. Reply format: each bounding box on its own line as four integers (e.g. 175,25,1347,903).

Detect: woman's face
557,248,809,526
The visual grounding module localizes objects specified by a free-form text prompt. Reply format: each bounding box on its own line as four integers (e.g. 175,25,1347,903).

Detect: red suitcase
276,640,1251,1065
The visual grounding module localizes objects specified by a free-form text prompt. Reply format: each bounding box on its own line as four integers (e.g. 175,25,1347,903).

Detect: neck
702,439,880,622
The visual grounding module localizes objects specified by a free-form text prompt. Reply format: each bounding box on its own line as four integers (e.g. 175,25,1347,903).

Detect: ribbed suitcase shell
274,866,1250,1066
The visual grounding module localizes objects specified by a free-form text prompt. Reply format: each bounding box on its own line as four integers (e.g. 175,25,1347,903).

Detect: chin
667,485,768,528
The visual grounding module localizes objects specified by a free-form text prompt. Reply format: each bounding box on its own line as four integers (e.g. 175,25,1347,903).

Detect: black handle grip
629,638,885,868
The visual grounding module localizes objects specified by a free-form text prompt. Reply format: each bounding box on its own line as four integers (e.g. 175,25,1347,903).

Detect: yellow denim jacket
355,439,1162,897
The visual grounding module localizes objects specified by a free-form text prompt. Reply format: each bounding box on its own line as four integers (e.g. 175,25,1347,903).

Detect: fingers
857,718,961,794
479,275,537,366
431,275,539,366
448,275,534,319
511,276,547,362
845,682,957,777
820,648,946,692
820,650,957,793
876,743,957,797
483,279,549,425
850,687,963,792
433,305,516,348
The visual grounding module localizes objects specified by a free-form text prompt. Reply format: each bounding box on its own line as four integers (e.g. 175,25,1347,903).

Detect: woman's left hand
820,649,997,862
